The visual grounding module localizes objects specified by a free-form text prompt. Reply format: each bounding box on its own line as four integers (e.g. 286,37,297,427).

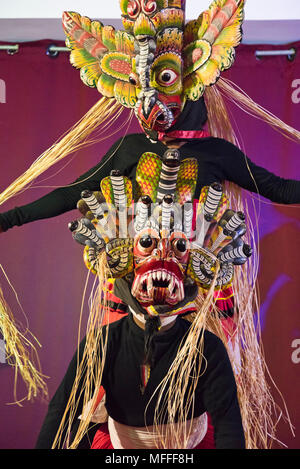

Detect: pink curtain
0,39,299,449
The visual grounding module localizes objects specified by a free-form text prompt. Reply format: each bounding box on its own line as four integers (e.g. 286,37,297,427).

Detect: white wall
1,0,300,20
0,1,299,44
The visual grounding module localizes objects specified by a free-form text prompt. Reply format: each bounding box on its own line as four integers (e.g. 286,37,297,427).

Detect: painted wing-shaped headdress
62,0,245,130
183,0,245,100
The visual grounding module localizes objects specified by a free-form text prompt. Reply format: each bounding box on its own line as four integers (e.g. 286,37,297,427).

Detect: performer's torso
109,133,230,200
101,314,208,427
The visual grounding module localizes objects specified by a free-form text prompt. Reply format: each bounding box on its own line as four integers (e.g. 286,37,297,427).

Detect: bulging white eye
139,235,154,249
174,238,187,253
172,238,188,255
135,234,157,257
170,236,190,260
157,69,178,86
129,73,139,86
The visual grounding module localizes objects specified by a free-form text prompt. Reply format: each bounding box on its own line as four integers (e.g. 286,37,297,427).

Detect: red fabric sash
157,129,210,141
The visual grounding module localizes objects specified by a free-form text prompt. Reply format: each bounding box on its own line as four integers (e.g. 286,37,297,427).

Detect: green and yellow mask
62,0,244,139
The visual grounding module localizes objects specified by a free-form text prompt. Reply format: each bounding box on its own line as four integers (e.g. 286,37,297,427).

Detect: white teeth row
141,269,173,283
132,270,185,301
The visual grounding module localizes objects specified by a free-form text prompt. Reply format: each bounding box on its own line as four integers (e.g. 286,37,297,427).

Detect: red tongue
153,286,168,303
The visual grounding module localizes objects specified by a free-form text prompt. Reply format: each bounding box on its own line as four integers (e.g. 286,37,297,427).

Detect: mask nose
140,88,158,119
154,239,171,260
136,91,175,131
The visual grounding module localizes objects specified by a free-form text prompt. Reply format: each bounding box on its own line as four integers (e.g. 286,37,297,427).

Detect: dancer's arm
0,137,124,232
35,338,88,449
218,139,300,204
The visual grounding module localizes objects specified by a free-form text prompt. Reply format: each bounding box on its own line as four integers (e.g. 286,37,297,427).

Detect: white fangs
133,269,185,303
147,275,153,296
168,275,175,295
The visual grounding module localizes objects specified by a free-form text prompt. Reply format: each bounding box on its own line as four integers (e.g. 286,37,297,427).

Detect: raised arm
218,139,300,204
0,137,123,233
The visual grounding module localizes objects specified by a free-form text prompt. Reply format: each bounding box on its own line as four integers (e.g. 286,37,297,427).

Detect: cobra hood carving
69,149,252,317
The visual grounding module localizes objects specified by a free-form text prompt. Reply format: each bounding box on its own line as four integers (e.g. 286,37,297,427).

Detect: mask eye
129,73,139,87
157,69,178,86
172,238,189,259
139,235,154,249
136,234,157,256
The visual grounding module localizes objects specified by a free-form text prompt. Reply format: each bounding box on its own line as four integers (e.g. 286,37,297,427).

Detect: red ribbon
158,129,210,141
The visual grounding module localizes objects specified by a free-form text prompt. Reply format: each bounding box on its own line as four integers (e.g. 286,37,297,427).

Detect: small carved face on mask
132,228,190,305
121,1,186,135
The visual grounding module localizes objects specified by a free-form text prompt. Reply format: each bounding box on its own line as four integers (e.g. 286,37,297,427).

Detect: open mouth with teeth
138,101,182,135
132,261,185,306
154,105,181,125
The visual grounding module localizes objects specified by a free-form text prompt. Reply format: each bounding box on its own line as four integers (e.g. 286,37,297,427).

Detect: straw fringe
0,97,123,208
52,82,296,449
203,85,295,448
148,268,220,449
1,73,297,446
217,77,300,143
0,267,48,404
0,96,125,406
51,252,110,449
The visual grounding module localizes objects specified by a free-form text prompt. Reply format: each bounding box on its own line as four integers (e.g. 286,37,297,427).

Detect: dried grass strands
0,269,48,404
217,77,300,143
230,212,291,448
0,97,123,208
59,108,134,190
148,268,220,449
205,84,294,448
205,85,241,147
234,269,295,448
51,252,110,449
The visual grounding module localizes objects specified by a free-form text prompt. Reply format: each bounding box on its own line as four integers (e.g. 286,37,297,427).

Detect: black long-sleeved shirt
35,313,245,449
1,134,299,231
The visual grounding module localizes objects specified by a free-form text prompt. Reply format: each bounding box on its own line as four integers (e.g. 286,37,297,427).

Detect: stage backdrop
0,39,299,449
